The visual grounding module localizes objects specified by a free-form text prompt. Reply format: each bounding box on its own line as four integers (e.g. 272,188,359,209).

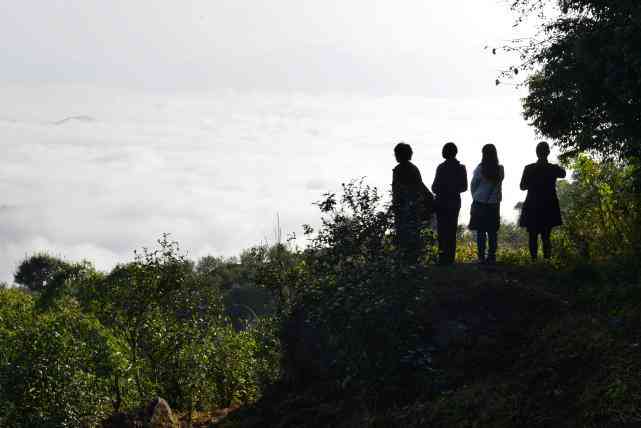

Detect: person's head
536,141,550,160
481,143,500,182
482,143,498,164
442,142,458,160
394,142,413,162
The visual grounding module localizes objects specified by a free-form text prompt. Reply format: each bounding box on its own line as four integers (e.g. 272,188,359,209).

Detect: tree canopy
13,253,67,292
506,0,641,162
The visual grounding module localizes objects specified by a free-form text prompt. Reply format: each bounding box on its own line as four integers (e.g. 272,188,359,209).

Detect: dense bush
0,235,281,425
0,289,128,428
82,235,280,416
257,180,437,397
555,155,641,268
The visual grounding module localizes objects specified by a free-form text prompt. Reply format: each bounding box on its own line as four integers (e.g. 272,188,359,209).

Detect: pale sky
0,1,546,282
0,0,521,93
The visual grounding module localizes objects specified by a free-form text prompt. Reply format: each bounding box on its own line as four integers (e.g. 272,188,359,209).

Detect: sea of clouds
0,84,542,283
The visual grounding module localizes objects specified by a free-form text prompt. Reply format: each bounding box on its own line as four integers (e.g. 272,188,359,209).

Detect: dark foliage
257,180,437,403
504,1,641,164
14,253,68,293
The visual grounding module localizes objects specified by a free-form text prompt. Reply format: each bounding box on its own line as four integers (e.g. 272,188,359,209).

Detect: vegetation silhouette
3,159,641,426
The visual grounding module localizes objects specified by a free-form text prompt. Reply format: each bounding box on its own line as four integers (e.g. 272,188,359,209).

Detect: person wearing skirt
469,144,504,264
518,142,566,260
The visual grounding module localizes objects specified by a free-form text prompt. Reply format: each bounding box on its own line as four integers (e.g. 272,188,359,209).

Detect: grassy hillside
216,262,641,428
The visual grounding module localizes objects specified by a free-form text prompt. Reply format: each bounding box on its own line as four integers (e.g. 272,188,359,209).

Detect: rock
148,398,178,428
102,398,178,428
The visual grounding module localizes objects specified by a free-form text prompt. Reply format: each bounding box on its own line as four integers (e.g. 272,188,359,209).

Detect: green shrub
78,234,280,418
0,289,128,428
556,156,641,266
261,180,436,396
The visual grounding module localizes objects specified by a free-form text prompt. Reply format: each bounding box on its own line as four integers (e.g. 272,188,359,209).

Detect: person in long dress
469,144,504,264
432,142,468,265
518,142,566,260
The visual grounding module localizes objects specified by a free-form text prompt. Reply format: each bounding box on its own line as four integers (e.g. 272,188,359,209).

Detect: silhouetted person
432,142,467,265
519,142,566,260
469,144,504,264
392,142,432,263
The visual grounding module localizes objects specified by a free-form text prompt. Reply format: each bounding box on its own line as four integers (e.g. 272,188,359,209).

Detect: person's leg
487,229,498,263
440,215,455,264
437,203,456,265
476,231,486,262
528,230,539,260
397,214,420,264
436,211,446,263
476,230,487,263
446,206,460,264
541,228,552,259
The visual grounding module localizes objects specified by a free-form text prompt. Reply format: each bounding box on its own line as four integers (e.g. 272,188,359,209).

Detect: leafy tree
14,253,68,293
86,235,202,403
37,260,103,311
0,289,129,428
196,255,241,289
2,236,282,424
555,155,641,262
82,234,278,420
196,252,278,328
504,1,641,163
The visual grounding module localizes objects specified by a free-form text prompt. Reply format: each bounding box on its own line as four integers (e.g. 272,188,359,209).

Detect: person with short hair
518,142,566,260
392,142,432,263
469,144,504,264
432,142,468,265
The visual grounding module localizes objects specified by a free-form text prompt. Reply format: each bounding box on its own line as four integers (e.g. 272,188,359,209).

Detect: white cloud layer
0,84,548,282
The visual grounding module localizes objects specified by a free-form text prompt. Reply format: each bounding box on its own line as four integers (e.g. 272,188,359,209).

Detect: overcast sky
1,0,523,93
0,1,545,282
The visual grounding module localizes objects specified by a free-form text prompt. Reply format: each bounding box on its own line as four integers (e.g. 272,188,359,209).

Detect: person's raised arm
555,164,567,179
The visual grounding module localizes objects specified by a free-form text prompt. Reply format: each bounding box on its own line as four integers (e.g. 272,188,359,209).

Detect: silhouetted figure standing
469,144,504,264
519,142,566,260
392,142,432,263
432,142,468,265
